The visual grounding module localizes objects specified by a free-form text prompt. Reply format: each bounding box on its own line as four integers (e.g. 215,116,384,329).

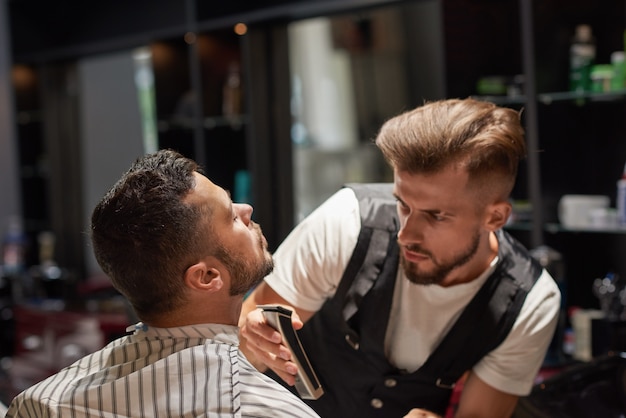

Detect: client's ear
184,261,223,293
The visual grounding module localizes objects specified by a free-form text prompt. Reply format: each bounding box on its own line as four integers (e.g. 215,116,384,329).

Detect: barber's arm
402,372,517,418
453,371,518,418
450,271,560,417
239,281,315,385
401,372,517,418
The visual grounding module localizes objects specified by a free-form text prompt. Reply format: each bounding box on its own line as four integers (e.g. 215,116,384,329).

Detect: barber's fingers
242,308,283,344
290,309,304,330
242,341,298,386
240,308,300,384
403,408,442,418
256,351,299,386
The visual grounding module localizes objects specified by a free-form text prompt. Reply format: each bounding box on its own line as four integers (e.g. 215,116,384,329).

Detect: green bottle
611,51,626,91
569,24,596,92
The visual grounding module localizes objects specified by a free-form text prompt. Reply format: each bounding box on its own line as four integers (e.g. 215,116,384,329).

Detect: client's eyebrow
224,189,235,221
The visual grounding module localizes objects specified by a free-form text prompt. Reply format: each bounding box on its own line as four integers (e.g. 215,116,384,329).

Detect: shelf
506,222,626,235
472,95,527,106
538,90,626,105
545,223,626,234
473,90,626,106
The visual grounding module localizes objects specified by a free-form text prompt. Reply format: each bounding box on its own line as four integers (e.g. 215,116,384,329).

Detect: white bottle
617,162,626,226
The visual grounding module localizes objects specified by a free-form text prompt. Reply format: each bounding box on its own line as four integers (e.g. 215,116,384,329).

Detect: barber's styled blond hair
375,98,526,200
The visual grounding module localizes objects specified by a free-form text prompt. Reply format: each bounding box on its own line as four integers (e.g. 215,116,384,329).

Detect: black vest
281,183,543,417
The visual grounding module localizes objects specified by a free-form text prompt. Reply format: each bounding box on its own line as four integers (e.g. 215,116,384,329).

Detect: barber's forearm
455,372,518,418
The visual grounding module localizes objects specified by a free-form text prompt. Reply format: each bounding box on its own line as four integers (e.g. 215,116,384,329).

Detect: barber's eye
431,213,445,221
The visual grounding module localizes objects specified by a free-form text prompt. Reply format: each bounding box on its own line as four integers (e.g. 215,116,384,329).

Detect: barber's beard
400,230,481,285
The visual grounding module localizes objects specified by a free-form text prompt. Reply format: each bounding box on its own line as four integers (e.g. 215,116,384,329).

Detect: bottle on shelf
30,231,70,300
569,24,596,93
590,64,613,93
2,216,28,303
2,216,26,277
222,61,242,125
611,51,626,91
617,162,626,227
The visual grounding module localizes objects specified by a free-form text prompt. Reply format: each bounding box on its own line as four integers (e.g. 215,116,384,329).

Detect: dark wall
442,0,626,310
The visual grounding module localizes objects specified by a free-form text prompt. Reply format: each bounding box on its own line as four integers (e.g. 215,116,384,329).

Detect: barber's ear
184,262,223,293
485,201,512,231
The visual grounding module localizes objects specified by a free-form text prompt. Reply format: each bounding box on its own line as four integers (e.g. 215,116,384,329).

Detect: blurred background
0,0,625,404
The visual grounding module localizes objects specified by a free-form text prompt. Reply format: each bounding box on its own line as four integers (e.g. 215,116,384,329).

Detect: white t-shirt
265,187,561,396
